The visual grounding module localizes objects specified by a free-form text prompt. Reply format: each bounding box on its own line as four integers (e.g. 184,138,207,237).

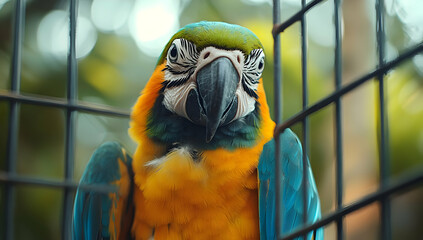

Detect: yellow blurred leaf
81,58,125,97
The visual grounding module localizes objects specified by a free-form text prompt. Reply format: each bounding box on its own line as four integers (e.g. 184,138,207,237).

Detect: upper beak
185,57,239,142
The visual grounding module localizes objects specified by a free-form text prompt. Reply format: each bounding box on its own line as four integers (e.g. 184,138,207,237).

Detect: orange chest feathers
131,142,266,240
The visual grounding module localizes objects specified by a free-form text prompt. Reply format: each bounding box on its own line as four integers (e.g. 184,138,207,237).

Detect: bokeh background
0,0,422,239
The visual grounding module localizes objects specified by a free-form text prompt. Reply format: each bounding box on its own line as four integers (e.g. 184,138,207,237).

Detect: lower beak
185,57,239,142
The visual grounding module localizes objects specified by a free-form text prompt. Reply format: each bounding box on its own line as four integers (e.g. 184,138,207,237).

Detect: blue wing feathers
72,141,134,240
258,129,323,240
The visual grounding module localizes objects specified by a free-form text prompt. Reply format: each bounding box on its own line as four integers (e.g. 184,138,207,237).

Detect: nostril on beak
204,52,210,59
237,55,241,63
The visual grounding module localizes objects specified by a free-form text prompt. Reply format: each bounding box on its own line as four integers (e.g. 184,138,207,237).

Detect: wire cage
1,0,423,239
272,0,423,240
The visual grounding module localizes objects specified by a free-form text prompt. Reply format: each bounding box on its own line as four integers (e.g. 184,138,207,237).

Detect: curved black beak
185,57,239,142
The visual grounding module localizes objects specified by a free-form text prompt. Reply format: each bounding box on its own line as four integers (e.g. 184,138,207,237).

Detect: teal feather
258,129,323,240
72,142,134,240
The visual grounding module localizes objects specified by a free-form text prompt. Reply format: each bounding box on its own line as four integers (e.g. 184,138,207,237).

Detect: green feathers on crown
157,21,263,65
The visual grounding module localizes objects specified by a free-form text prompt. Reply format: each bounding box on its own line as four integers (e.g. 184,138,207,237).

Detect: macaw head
131,21,272,150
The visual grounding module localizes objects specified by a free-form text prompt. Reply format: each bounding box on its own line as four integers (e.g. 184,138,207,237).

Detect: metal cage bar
0,172,117,193
272,0,282,238
0,0,131,239
0,91,130,117
279,169,423,240
333,0,344,239
300,0,310,239
273,0,423,239
272,0,325,35
274,42,423,135
0,0,422,239
375,0,392,239
61,0,78,239
4,0,25,239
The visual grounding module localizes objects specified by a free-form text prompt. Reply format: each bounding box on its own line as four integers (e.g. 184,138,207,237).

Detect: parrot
72,21,323,240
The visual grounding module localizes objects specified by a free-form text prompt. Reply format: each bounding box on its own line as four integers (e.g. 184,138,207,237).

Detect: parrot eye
168,43,178,63
257,56,265,72
241,49,265,99
162,39,199,89
244,49,265,76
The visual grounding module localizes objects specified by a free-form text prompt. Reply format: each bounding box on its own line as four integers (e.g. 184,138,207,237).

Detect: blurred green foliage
0,0,422,239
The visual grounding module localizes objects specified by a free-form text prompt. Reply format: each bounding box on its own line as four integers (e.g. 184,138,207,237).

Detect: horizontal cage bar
279,169,423,240
0,91,130,117
274,42,423,136
0,171,117,194
272,0,325,36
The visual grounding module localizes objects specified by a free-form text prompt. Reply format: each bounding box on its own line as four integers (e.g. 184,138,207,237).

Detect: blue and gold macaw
73,21,323,240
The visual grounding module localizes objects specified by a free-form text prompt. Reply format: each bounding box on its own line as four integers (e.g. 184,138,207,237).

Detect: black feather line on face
244,73,259,84
179,46,186,59
161,67,195,92
242,75,259,99
165,64,195,75
162,39,199,91
241,49,263,99
166,75,190,88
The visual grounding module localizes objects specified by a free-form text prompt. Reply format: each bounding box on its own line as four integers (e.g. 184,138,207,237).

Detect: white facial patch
163,80,196,119
162,38,264,124
234,86,256,120
195,47,245,80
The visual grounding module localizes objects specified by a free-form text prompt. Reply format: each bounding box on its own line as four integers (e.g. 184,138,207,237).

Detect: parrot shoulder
72,141,134,240
258,129,324,240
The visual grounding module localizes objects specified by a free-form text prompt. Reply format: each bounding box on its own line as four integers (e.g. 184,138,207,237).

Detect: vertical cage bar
62,0,78,239
300,0,309,238
273,0,282,238
4,0,25,239
273,0,282,124
375,0,391,239
300,0,310,239
334,0,344,239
